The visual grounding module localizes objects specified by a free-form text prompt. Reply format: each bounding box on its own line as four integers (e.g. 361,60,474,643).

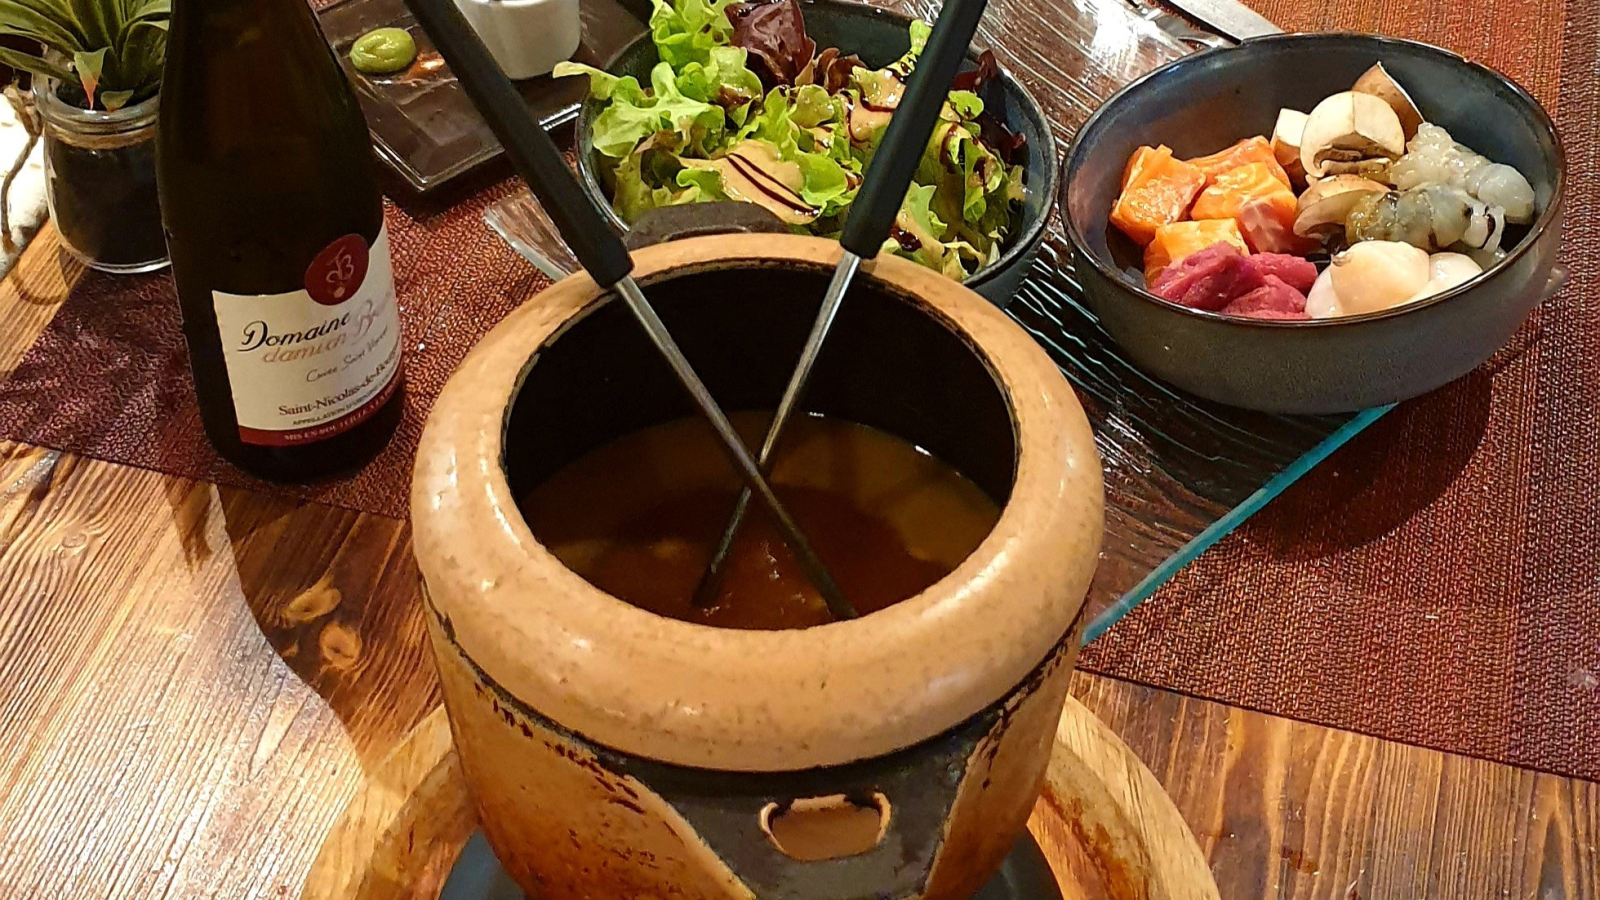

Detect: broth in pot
520,411,1001,630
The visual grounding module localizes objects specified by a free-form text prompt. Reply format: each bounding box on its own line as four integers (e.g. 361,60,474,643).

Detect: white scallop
1405,252,1483,304
1328,241,1431,315
1305,267,1342,319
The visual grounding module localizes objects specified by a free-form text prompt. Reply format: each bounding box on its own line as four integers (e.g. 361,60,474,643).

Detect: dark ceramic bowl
574,0,1059,305
1062,33,1566,414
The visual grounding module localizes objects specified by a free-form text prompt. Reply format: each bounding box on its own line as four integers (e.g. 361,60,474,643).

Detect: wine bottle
157,0,404,482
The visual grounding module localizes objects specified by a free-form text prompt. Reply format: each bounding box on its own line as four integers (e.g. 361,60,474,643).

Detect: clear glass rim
36,76,159,136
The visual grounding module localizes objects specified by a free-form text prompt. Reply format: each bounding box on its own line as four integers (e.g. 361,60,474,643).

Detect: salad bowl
568,0,1059,305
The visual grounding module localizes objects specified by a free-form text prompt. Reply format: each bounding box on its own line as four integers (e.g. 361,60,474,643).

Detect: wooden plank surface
0,441,438,898
0,228,80,379
0,0,1594,894
1073,677,1600,899
0,441,1594,898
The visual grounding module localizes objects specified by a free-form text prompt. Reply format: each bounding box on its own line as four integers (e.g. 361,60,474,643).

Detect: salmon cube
1190,162,1296,221
1111,145,1208,246
1144,219,1248,282
1236,192,1321,255
1185,136,1291,188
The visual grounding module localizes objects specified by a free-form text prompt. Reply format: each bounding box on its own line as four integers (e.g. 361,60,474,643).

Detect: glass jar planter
37,80,168,274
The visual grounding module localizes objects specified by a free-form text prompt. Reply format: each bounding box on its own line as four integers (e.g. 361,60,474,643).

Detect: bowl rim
1061,31,1567,329
569,0,1061,289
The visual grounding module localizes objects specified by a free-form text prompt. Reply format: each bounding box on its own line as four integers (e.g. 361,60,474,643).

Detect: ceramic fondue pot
411,234,1104,900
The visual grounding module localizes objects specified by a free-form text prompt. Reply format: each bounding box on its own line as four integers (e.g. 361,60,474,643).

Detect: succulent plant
0,0,170,111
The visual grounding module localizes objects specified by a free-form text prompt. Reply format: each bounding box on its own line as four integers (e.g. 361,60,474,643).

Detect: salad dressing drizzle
724,150,818,217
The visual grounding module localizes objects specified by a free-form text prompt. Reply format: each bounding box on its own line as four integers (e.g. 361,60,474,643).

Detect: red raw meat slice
1151,241,1239,290
1222,274,1309,319
1149,242,1261,312
1242,253,1318,294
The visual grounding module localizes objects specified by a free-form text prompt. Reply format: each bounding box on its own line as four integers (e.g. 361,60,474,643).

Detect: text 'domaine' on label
212,225,403,447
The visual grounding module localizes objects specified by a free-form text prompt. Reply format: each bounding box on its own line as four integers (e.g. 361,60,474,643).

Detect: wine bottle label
212,226,403,447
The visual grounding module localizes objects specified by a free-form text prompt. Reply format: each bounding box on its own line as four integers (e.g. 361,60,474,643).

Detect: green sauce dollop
350,28,418,76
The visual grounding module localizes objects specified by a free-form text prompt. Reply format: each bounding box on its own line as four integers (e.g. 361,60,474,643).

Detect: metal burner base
438,829,1064,900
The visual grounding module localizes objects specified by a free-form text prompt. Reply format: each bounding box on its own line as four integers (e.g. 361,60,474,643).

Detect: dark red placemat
1079,0,1600,783
0,177,549,519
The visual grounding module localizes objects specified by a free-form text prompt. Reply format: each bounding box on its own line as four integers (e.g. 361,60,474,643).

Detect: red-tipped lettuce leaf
727,0,816,88
949,49,999,93
951,50,1026,165
796,46,863,94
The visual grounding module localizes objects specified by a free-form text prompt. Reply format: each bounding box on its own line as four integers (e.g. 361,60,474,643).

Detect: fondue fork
405,0,857,621
692,0,992,608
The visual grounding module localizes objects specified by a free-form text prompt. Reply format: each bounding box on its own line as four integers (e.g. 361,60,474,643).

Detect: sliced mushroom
1293,174,1389,237
1352,62,1424,141
1271,108,1309,185
1299,91,1407,180
1317,154,1392,180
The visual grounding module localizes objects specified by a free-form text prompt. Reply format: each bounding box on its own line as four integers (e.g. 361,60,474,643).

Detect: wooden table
1,227,1595,898
2,0,1598,896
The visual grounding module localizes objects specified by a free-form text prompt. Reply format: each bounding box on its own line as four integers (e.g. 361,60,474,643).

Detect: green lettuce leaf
582,61,726,159
551,61,646,103
613,150,714,222
888,19,933,76
674,165,729,199
885,182,994,279
737,86,801,156
791,84,839,128
906,104,1021,271
795,151,854,217
650,0,738,69
901,183,946,239
807,119,858,170
969,162,1026,246
947,89,984,120
727,94,853,216
673,45,764,109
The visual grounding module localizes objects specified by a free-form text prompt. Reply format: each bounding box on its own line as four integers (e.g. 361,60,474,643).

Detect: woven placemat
0,177,548,518
1079,0,1600,782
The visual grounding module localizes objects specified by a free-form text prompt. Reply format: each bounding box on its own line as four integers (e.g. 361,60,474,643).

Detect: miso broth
519,412,1001,630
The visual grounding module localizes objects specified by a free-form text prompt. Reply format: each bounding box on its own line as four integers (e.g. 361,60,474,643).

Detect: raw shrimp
1387,124,1486,190
1387,123,1536,223
1345,184,1507,256
1465,163,1536,223
1344,190,1433,248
